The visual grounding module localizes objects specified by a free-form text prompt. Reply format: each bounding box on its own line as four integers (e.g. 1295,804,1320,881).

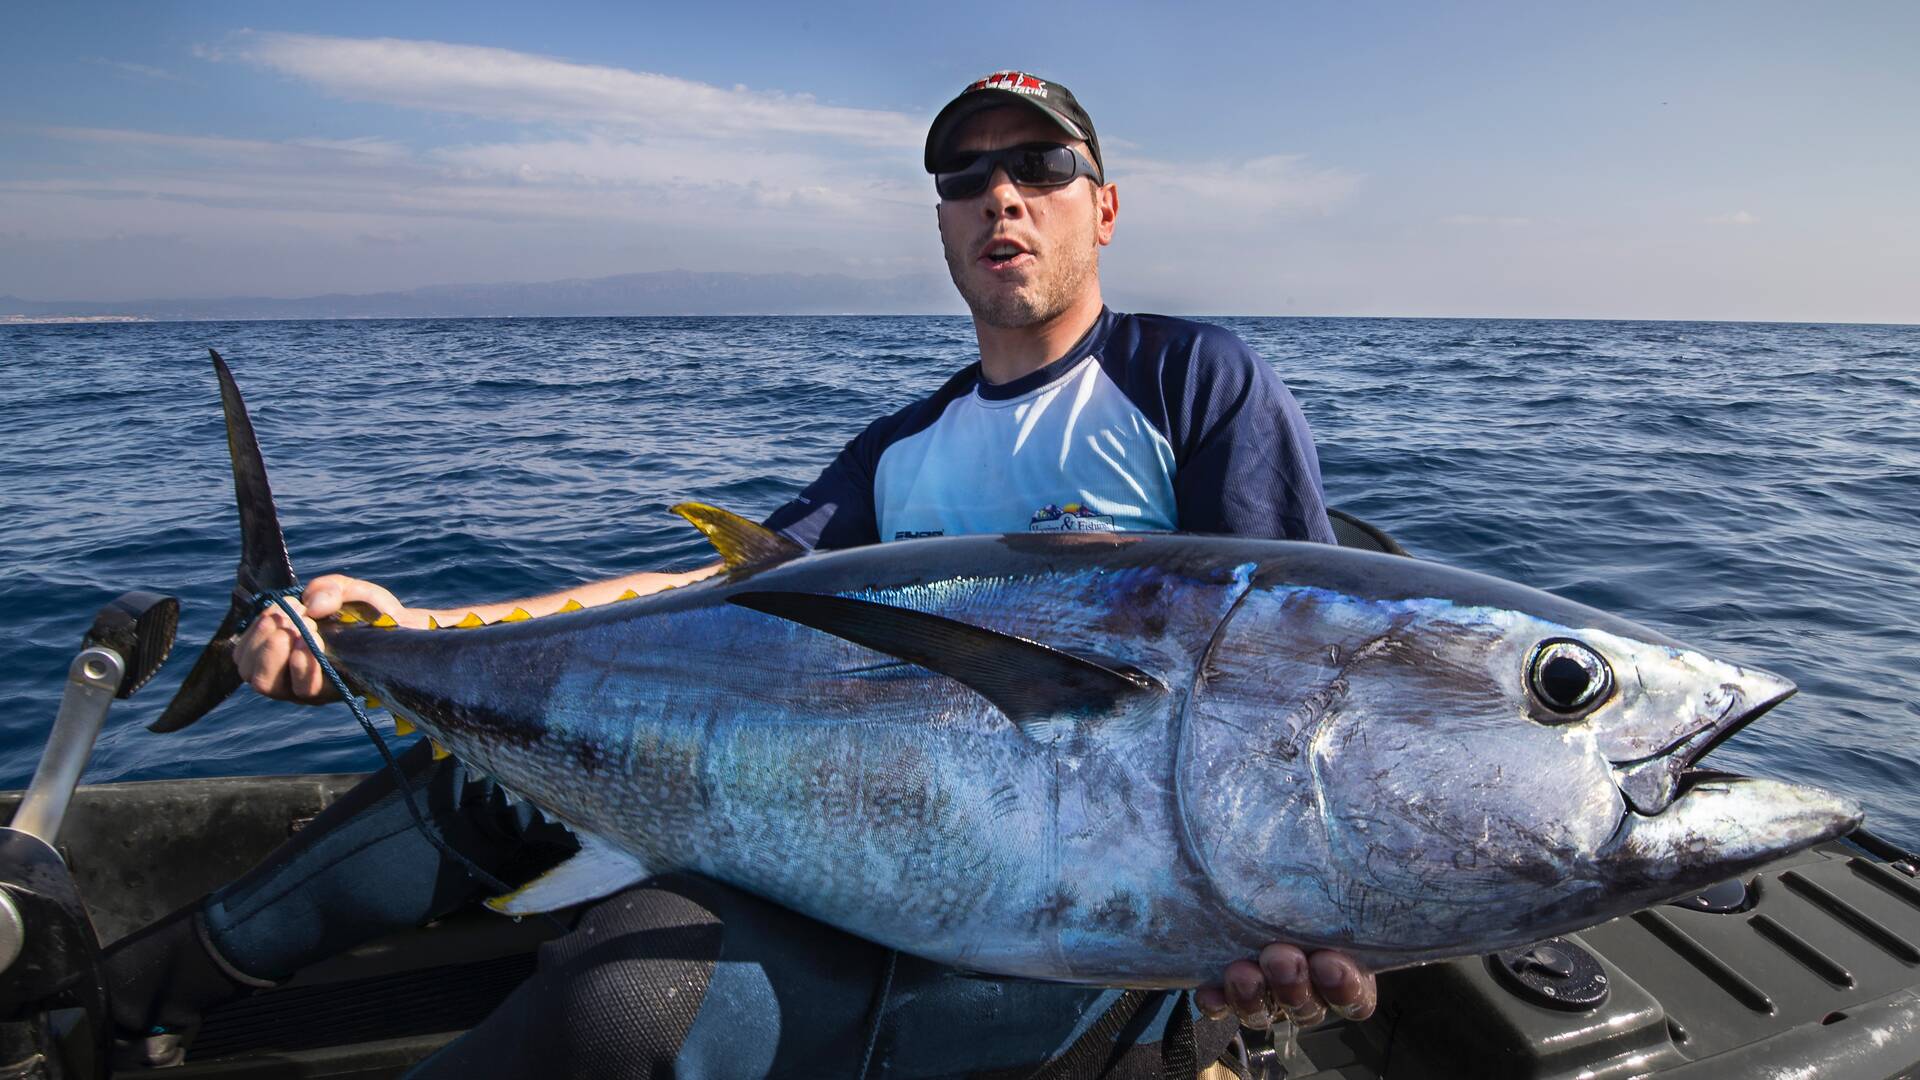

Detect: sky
2,1,1916,322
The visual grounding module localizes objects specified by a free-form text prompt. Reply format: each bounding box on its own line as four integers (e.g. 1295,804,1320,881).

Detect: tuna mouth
1604,771,1864,888
1596,664,1861,900
1610,675,1795,816
1672,766,1753,797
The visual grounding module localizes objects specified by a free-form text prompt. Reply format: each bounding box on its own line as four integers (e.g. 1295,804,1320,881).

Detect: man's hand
232,564,723,705
234,574,414,703
1196,945,1376,1028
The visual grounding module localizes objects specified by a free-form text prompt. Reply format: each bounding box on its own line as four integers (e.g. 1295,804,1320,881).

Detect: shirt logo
968,71,1049,99
893,530,945,540
1028,502,1114,533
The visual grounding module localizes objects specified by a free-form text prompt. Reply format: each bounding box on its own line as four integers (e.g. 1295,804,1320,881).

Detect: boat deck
6,776,1919,1078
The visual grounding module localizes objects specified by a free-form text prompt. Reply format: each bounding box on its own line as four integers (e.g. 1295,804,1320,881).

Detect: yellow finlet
394,717,415,736
501,607,532,623
338,601,383,625
671,501,804,571
559,598,584,613
371,612,399,629
426,615,441,630
455,612,486,629
431,740,450,760
616,589,639,602
363,695,383,710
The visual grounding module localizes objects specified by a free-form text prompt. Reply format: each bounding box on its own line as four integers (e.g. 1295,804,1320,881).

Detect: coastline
1,314,149,325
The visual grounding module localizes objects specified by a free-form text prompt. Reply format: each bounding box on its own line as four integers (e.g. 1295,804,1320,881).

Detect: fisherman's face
935,108,1117,330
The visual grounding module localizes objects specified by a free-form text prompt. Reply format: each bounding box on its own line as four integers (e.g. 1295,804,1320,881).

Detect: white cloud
24,126,925,224
1118,154,1361,223
53,34,942,236
1440,214,1532,227
429,135,924,212
354,229,422,248
88,58,188,84
205,32,921,147
1705,210,1758,226
13,35,1377,305
289,136,411,159
38,126,410,170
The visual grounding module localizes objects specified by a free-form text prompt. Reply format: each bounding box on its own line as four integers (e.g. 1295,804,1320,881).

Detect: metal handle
11,648,125,846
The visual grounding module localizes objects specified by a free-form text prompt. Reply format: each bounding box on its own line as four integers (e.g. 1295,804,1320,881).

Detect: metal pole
11,648,124,847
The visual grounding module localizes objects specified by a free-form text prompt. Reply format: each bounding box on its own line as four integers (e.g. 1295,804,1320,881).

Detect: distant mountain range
0,270,965,322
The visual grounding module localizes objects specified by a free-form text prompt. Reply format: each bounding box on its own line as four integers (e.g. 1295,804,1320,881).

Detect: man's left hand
1195,945,1376,1028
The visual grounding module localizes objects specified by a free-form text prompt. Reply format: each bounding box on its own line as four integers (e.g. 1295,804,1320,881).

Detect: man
107,72,1375,1075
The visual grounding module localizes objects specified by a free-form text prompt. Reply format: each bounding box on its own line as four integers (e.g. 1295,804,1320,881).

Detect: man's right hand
234,574,413,703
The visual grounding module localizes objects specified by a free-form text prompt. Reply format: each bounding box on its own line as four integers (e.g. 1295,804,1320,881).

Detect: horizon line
6,312,1917,330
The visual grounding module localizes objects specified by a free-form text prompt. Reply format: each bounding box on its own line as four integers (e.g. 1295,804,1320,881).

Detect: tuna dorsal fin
672,502,804,571
731,591,1160,734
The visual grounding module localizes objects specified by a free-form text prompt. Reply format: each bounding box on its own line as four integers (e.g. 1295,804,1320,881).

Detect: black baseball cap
924,71,1104,179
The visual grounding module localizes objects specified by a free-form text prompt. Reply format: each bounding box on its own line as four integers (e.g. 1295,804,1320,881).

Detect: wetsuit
105,309,1333,1077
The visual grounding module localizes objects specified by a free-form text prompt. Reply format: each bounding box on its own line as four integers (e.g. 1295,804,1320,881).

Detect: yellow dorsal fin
454,612,485,629
559,598,584,613
363,695,383,710
338,601,383,625
431,740,450,760
371,612,399,629
426,615,441,630
616,589,639,602
394,716,415,736
671,502,805,572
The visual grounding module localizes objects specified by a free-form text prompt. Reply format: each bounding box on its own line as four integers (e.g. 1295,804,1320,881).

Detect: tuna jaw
1601,773,1863,900
1599,649,1799,817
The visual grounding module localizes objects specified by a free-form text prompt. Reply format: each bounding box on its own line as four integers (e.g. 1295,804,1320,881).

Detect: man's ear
1095,182,1119,246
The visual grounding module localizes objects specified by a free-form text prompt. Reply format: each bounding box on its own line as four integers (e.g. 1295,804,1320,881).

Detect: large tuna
162,353,1861,984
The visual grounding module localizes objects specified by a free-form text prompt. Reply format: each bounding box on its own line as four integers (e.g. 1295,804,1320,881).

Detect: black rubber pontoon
3,518,1916,1078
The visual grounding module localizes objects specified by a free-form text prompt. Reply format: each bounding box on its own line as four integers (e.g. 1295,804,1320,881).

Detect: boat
2,513,1916,1078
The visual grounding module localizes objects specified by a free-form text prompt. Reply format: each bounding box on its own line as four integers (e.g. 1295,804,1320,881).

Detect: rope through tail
251,589,533,909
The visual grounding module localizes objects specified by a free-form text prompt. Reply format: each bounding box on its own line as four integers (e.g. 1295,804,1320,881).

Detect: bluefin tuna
161,352,1862,984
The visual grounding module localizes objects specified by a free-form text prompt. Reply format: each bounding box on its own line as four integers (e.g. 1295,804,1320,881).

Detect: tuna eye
1528,639,1613,719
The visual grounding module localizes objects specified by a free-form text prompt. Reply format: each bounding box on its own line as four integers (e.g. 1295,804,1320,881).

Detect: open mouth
979,240,1031,268
1611,681,1795,815
1671,766,1752,798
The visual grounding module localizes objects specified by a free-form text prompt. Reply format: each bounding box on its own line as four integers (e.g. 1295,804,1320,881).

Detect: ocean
1,315,1915,843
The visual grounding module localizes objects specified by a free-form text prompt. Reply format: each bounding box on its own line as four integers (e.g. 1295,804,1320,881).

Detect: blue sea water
1,316,1916,844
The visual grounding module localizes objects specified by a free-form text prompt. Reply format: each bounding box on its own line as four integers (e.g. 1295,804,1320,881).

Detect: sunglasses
933,143,1103,200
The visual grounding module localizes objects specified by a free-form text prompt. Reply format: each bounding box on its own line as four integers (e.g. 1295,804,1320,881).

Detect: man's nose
979,166,1025,218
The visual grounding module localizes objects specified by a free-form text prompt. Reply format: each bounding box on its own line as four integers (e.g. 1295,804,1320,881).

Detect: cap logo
969,70,1049,98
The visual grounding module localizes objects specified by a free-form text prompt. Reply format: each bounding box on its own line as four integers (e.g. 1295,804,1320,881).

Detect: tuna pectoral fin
485,832,653,916
672,502,804,572
731,591,1160,732
153,350,301,732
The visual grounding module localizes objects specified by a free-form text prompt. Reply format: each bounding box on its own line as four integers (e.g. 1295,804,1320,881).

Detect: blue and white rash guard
764,308,1336,550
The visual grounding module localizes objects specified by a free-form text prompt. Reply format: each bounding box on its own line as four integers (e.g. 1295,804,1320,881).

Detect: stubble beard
946,230,1099,330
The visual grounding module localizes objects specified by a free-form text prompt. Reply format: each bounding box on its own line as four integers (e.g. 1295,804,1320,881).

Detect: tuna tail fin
151,349,300,732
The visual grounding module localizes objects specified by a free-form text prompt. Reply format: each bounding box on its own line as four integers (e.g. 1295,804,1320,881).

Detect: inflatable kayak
1,513,1915,1078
